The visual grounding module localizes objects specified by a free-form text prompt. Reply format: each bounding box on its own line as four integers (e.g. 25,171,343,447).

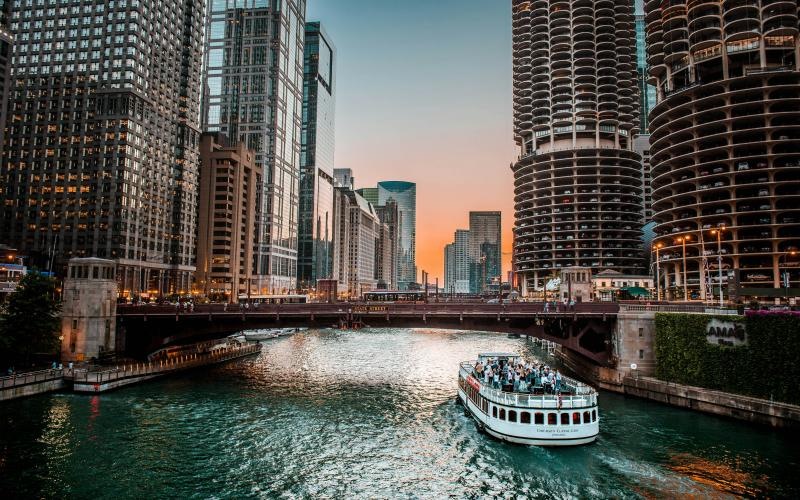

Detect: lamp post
779,250,798,304
677,235,690,301
710,226,726,308
653,242,663,301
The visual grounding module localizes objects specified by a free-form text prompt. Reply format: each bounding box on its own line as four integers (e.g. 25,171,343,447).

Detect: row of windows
492,406,597,426
460,376,597,426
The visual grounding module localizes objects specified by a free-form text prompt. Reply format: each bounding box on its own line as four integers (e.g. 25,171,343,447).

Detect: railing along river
459,363,597,409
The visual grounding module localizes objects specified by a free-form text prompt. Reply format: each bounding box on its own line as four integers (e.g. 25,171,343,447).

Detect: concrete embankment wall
1,378,66,402
623,376,800,429
556,349,800,428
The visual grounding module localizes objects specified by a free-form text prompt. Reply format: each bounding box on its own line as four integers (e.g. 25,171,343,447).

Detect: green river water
1,328,797,498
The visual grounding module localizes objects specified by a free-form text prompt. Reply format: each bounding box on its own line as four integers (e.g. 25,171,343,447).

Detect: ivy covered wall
654,312,800,405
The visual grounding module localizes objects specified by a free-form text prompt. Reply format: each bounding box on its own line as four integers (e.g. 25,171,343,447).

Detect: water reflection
0,328,797,498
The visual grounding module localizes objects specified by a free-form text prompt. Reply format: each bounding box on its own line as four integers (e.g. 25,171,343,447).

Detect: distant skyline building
444,229,471,295
0,0,205,296
511,0,645,295
356,187,379,206
334,168,354,189
332,187,379,296
635,0,656,134
645,0,800,298
469,211,501,294
375,199,399,289
196,133,262,303
203,0,307,294
298,22,336,290
378,181,416,290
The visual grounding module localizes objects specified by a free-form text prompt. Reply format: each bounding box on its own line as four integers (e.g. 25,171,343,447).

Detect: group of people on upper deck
473,359,563,395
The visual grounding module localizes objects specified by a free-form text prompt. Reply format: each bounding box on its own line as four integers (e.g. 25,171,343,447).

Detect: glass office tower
378,181,416,290
469,211,502,293
0,0,205,296
204,0,306,294
298,22,336,290
635,0,656,134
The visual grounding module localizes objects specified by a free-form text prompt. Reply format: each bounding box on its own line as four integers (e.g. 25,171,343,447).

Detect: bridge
116,302,620,365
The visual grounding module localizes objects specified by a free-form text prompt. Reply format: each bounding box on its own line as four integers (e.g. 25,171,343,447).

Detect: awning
618,286,650,297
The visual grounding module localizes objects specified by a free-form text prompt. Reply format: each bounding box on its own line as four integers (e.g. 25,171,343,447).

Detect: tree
0,272,61,368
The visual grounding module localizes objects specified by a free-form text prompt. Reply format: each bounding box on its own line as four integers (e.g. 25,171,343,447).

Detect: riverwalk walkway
1,343,260,401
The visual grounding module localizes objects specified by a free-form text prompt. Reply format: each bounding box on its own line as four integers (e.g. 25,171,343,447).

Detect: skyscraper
298,22,336,290
0,0,205,296
196,133,262,302
635,0,656,134
356,187,379,206
332,187,379,296
469,212,501,293
378,181,416,290
203,0,306,294
511,0,645,296
444,229,471,295
645,0,800,299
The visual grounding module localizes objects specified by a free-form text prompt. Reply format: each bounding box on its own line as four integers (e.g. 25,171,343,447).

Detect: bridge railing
117,302,620,316
70,344,260,385
619,304,739,315
1,368,64,389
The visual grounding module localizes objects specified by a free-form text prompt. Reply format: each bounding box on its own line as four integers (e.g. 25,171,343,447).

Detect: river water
1,328,798,498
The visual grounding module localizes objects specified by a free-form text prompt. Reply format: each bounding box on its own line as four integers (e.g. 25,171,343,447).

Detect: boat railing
459,363,597,408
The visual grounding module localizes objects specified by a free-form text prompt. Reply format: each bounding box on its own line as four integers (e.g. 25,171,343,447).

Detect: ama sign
706,318,747,347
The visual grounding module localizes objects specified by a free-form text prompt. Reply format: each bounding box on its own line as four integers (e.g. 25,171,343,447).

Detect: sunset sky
307,0,517,284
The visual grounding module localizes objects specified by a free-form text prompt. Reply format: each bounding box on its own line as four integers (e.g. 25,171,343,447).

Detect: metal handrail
459,364,597,409
0,368,64,389
72,344,260,384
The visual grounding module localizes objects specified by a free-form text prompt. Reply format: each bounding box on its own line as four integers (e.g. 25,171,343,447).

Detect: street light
676,235,691,301
653,242,664,301
710,226,726,308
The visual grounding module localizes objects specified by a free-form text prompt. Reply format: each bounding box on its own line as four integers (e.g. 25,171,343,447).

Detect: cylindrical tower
512,0,645,295
646,0,800,301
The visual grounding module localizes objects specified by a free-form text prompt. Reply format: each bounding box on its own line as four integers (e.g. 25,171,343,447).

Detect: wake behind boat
243,327,307,341
458,353,599,446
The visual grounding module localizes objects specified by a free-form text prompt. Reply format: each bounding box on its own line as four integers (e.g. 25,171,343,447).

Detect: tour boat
243,327,307,341
457,353,599,446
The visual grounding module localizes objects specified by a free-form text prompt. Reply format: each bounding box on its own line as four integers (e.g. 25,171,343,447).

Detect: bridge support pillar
613,311,656,377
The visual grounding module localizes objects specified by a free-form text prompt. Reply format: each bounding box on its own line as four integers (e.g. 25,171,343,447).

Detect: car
737,164,750,171
702,223,712,229
712,167,725,173
713,181,725,187
758,217,771,224
758,189,769,196
756,162,767,168
758,204,771,210
715,208,727,214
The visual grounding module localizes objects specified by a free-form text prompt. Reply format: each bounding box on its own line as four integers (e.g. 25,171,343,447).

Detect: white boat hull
458,388,599,447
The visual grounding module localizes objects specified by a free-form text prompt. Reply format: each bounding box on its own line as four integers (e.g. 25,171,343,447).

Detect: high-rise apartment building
634,135,652,222
332,187,379,296
511,0,646,296
378,181,416,289
645,0,800,299
0,0,205,297
0,0,11,157
203,0,306,295
298,22,336,290
444,229,471,295
469,211,501,293
196,133,262,303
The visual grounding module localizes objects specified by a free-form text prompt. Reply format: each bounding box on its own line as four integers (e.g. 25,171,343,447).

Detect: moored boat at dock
243,327,307,341
457,353,599,446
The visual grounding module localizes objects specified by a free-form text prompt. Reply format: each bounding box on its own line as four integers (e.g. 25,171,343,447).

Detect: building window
639,349,644,359
638,327,644,338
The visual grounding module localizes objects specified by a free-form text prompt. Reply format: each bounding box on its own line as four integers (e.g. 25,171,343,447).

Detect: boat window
560,413,569,425
508,410,517,423
492,406,497,418
592,410,597,422
583,411,590,423
547,413,557,425
520,411,531,424
534,412,544,425
499,408,506,420
572,412,581,424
